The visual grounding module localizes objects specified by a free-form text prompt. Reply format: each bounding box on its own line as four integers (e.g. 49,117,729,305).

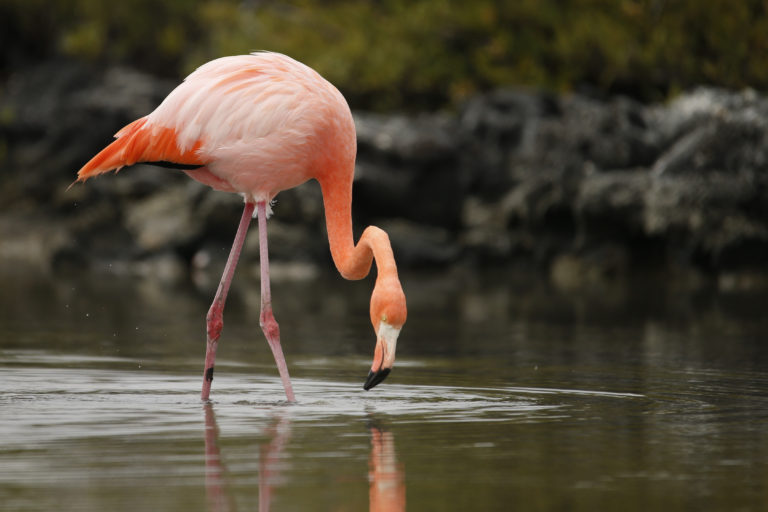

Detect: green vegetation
2,0,767,110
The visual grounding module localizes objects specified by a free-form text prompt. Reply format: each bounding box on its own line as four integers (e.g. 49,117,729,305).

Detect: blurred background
5,0,768,108
1,0,768,289
3,4,768,510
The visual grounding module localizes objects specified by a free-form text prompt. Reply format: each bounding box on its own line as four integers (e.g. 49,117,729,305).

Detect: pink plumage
76,52,406,401
78,52,356,204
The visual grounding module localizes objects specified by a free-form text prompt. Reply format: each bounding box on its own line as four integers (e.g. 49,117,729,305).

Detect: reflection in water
368,424,406,512
203,405,406,512
204,404,237,512
258,413,291,512
5,268,768,510
204,404,292,512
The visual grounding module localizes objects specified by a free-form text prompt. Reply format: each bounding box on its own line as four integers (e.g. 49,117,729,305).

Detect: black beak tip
363,368,391,390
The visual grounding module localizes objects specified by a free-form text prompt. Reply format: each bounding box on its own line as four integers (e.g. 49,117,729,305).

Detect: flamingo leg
256,200,296,402
202,202,255,401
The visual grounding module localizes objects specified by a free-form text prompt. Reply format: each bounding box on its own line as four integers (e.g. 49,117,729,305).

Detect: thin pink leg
202,202,255,401
257,201,296,402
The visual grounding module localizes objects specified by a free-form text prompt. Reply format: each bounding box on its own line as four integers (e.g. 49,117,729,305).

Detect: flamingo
74,52,407,402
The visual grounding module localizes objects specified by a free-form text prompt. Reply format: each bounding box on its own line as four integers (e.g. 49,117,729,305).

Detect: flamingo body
80,53,355,204
76,52,406,400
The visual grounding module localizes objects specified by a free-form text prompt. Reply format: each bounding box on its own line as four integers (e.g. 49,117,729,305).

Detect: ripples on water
2,270,768,511
3,353,643,440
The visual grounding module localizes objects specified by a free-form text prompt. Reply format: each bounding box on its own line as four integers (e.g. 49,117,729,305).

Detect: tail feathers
74,117,205,185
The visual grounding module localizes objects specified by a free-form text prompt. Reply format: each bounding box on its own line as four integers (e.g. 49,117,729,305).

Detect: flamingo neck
318,173,405,318
318,174,373,280
318,161,407,348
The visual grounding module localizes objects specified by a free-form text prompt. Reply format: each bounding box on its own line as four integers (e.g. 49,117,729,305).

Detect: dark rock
576,169,650,237
376,219,458,267
354,112,465,228
651,109,768,176
243,218,327,265
460,90,557,198
1,59,767,284
0,60,174,204
644,172,768,269
550,246,631,290
0,214,71,269
124,181,203,253
557,95,661,170
355,112,459,162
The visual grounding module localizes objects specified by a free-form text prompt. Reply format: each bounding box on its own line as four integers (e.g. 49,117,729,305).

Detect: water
1,267,768,511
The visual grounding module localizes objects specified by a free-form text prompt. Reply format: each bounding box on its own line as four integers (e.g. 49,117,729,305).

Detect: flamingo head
364,277,407,390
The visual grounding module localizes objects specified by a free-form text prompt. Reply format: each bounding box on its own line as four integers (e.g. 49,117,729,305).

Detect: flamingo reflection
203,406,406,511
258,413,292,511
203,404,291,512
204,403,237,512
369,425,406,512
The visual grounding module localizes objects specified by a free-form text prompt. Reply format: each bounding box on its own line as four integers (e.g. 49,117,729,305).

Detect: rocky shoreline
2,60,767,288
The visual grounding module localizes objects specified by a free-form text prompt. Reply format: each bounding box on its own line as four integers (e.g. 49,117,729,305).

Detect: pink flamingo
74,52,407,402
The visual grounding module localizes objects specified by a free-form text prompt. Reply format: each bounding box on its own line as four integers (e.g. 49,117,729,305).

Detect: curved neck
318,175,397,281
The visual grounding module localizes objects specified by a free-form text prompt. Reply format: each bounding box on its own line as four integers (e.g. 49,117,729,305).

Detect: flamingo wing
76,116,205,182
76,53,331,197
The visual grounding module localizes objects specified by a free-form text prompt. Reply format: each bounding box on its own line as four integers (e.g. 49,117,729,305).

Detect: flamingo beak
364,321,400,391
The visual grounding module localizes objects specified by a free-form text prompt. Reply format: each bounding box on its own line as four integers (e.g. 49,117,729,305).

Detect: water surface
1,268,768,510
